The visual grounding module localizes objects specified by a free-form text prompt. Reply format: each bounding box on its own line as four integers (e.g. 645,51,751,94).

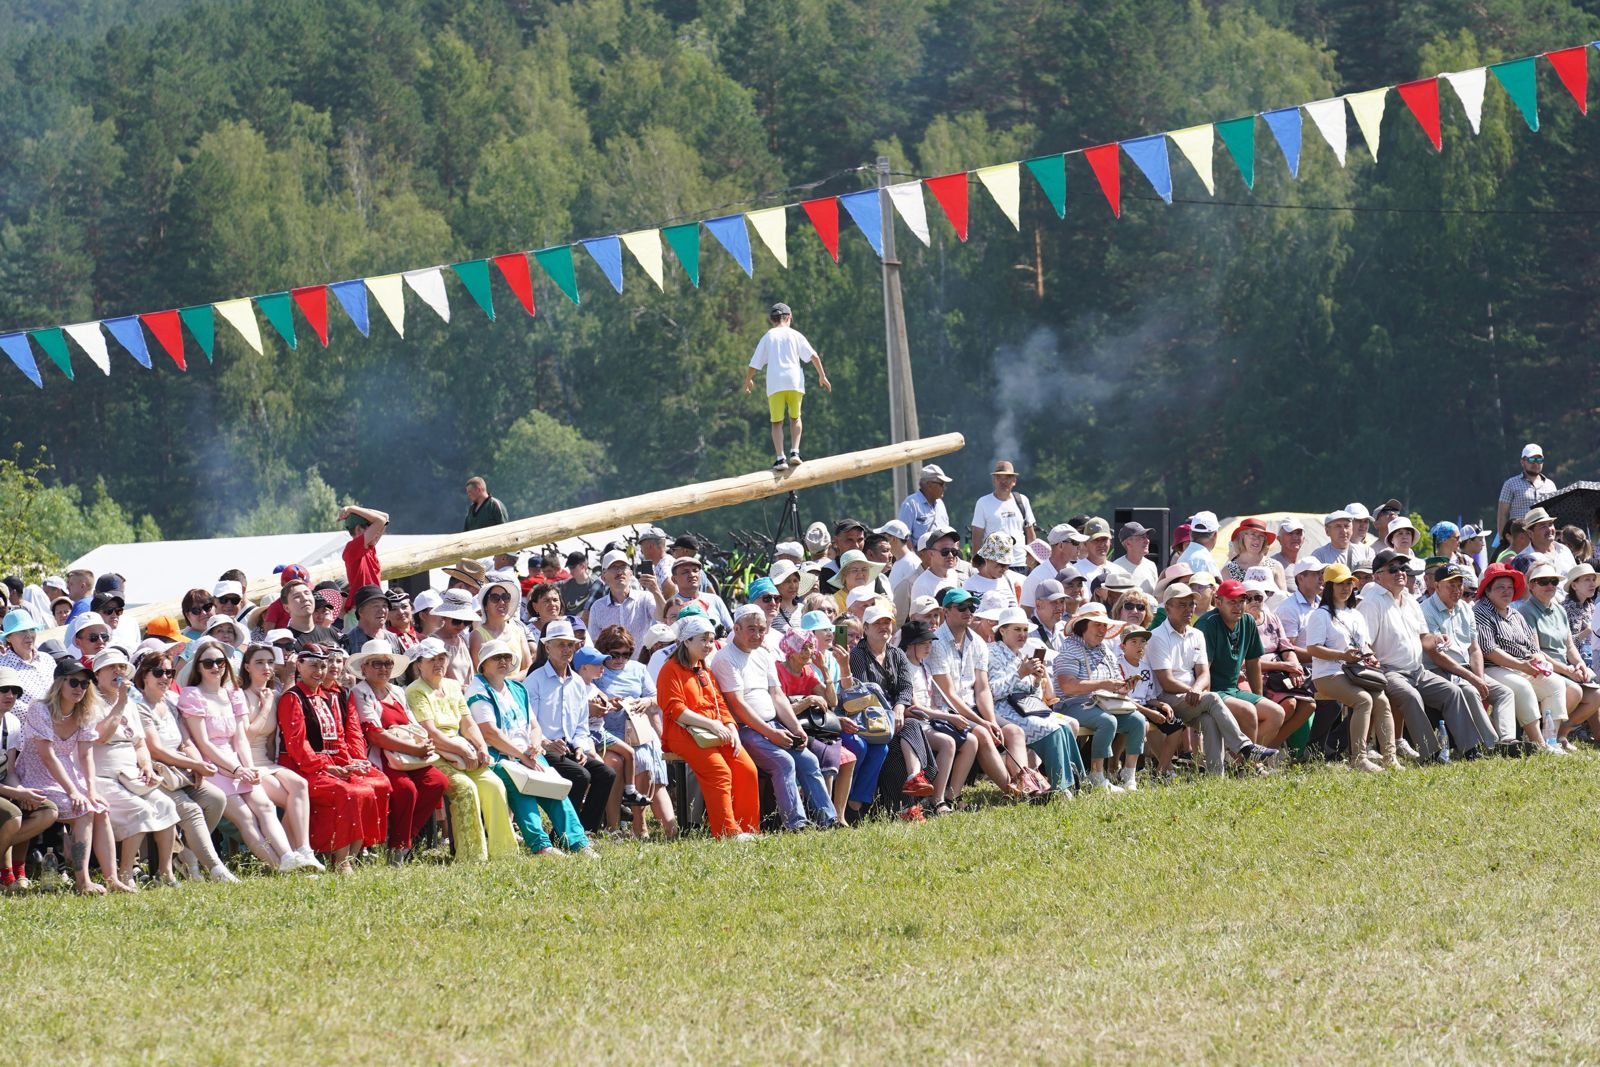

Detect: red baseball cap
280,564,310,585
1215,579,1248,600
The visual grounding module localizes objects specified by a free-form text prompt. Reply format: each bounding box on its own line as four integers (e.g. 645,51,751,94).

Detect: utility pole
878,156,920,507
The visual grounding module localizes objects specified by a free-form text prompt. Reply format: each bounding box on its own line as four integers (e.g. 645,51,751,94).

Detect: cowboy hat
827,550,885,589
1067,602,1126,638
442,557,488,589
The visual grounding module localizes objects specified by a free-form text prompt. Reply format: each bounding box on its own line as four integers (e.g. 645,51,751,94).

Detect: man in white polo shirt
1073,518,1115,585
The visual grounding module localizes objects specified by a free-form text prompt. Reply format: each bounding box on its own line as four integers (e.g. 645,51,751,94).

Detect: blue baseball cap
573,646,607,670
800,610,833,632
746,577,778,600
939,587,975,608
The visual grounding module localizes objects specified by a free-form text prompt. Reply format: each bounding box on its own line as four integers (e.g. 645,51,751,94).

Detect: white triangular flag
885,182,931,245
63,322,110,375
1346,87,1388,161
403,268,450,324
1443,68,1486,134
620,230,664,289
1167,125,1215,196
975,163,1021,229
1303,98,1347,166
366,275,405,338
213,298,263,354
746,207,788,268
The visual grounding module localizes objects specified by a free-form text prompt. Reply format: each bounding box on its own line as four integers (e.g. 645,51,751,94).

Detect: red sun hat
1233,517,1277,547
1215,579,1249,600
1478,562,1526,603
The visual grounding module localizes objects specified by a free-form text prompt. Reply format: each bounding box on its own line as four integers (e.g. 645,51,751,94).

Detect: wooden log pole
103,433,965,633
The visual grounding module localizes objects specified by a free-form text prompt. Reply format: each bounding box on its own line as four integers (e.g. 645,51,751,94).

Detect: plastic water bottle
1541,709,1557,746
1436,721,1449,755
41,848,59,879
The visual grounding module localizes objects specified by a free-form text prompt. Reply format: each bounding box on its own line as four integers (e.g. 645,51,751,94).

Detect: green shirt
1515,596,1572,664
1193,608,1263,688
463,496,509,532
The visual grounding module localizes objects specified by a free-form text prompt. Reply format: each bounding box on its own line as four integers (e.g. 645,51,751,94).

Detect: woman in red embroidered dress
274,644,390,873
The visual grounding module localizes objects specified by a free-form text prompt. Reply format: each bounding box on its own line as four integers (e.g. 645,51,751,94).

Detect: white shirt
748,324,815,395
1146,620,1206,691
1074,558,1108,585
912,568,955,605
1018,560,1060,609
888,554,920,593
1111,555,1159,597
970,492,1034,546
1277,590,1319,649
1119,653,1159,704
1305,606,1373,680
927,623,990,710
963,571,1018,607
1177,542,1222,578
1356,583,1425,674
710,643,781,725
1311,541,1375,569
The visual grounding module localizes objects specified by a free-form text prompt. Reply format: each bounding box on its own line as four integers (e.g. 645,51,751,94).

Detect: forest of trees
1,0,1597,557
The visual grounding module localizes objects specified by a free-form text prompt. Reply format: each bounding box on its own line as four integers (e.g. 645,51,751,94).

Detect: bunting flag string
2,39,1589,390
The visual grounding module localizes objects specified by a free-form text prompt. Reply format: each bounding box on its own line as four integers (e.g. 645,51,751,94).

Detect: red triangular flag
1546,46,1589,114
141,310,186,370
492,253,536,315
1083,144,1121,218
1396,77,1442,151
291,285,330,346
923,172,970,241
800,197,840,262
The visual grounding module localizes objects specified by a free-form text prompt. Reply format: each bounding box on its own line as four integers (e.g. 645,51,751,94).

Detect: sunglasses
1528,456,1545,463
1120,602,1144,612
0,686,20,697
936,547,960,558
486,592,512,604
148,668,176,679
198,658,226,669
1383,566,1407,575
1244,594,1266,604
758,594,780,604
83,633,111,644
947,602,975,613
64,677,88,689
217,596,242,606
188,605,214,615
1533,577,1560,587
367,660,395,670
101,607,123,617
448,618,472,628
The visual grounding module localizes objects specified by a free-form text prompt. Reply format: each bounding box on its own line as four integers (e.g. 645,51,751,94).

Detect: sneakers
1350,757,1383,773
208,864,241,884
277,853,306,874
1116,767,1138,792
1243,744,1280,766
731,833,758,842
1396,738,1421,760
771,456,789,471
787,450,803,467
1086,771,1125,794
902,771,935,797
898,805,926,822
296,847,327,872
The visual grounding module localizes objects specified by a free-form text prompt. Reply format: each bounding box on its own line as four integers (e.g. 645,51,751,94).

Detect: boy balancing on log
742,301,832,472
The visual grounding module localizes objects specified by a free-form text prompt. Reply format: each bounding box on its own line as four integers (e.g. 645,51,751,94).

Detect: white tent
68,524,652,609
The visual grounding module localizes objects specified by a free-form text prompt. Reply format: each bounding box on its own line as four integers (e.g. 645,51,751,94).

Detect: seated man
910,527,962,607
1028,579,1069,660
1356,548,1472,763
1147,582,1276,776
1312,509,1375,570
1193,579,1283,749
1176,512,1224,581
1021,524,1085,610
963,534,1021,607
1420,562,1509,755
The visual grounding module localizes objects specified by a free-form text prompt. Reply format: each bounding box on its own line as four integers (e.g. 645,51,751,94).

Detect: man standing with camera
742,301,832,471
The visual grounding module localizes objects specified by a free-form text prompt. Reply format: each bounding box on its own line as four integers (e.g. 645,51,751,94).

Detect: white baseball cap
845,587,880,608
601,549,631,570
1344,502,1372,520
1277,517,1304,534
1047,523,1088,545
1322,509,1355,526
874,519,911,541
412,589,443,614
211,580,244,599
773,541,805,561
919,464,953,484
863,603,896,625
1522,443,1544,460
1188,511,1220,535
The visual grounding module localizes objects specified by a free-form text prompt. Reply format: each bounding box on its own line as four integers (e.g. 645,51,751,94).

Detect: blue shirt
898,490,949,550
596,659,655,735
523,662,595,752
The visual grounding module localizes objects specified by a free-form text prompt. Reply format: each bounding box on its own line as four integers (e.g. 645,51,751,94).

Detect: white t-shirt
1146,620,1207,692
912,568,956,605
888,554,920,593
0,708,19,779
748,325,816,395
710,644,781,724
970,492,1034,545
1119,653,1160,704
1111,555,1160,597
1074,558,1108,585
1018,560,1058,609
1304,607,1372,680
963,571,1018,607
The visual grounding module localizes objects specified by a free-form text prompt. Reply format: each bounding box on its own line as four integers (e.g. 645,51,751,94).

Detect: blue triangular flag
103,316,152,369
0,334,43,388
704,215,754,277
580,236,625,293
329,280,370,337
837,190,885,258
1261,107,1302,178
1120,135,1172,203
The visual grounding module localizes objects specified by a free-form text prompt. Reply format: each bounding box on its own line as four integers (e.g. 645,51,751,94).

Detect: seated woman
470,576,536,681
774,627,849,807
898,621,980,814
90,648,181,887
178,638,315,872
14,658,130,893
1242,576,1317,751
849,603,941,817
1515,561,1600,749
466,639,593,857
1052,603,1150,792
1475,563,1567,750
798,607,858,812
594,625,677,839
238,643,316,865
986,607,1087,795
1305,564,1398,771
0,666,59,891
829,550,886,615
405,637,517,862
655,616,760,839
132,650,237,883
348,639,449,864
0,608,56,706
1223,518,1286,589
275,645,392,874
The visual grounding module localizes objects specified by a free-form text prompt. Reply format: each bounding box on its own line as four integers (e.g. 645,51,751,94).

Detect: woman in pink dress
14,658,132,894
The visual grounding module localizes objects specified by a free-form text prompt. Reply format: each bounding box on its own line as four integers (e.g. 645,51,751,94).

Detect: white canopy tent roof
67,525,652,609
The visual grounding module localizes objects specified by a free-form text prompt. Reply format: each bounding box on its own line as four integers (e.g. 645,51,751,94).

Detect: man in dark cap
343,585,399,654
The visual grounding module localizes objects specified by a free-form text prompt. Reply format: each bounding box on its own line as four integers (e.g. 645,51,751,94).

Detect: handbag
841,683,894,743
1341,662,1387,693
682,722,726,748
115,770,161,797
623,703,661,748
497,758,573,799
1001,748,1052,796
381,723,440,771
1088,690,1139,715
1007,693,1054,717
794,705,843,741
151,762,194,791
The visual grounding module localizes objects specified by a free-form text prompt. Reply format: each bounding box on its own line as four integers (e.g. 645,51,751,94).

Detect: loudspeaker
1112,507,1171,570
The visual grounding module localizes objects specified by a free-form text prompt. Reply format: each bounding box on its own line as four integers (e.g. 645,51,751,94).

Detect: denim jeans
840,733,891,806
739,726,838,828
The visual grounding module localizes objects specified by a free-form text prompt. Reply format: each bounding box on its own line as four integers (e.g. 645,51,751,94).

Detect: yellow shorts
767,390,803,422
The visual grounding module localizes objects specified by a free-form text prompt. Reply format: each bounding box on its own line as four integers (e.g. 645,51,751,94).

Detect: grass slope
5,756,1598,1065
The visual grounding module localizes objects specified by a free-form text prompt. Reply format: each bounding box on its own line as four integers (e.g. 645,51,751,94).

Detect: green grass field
6,754,1598,1065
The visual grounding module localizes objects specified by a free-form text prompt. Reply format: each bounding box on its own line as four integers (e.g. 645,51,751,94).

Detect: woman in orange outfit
654,616,759,839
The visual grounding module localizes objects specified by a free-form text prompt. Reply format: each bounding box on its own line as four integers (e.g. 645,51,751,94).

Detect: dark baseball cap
1372,548,1412,572
1433,562,1465,583
834,518,867,535
769,302,791,317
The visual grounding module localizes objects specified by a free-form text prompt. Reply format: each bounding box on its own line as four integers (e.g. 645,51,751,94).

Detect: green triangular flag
1490,57,1539,131
28,328,72,380
1216,116,1255,189
662,222,701,288
1022,155,1066,218
451,259,495,321
179,305,215,362
255,292,298,350
533,246,580,305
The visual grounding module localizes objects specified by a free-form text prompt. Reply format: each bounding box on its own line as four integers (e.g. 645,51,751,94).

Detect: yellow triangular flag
620,230,664,289
1167,125,1215,196
213,298,263,354
1346,87,1388,161
975,163,1021,229
366,275,405,338
746,207,788,268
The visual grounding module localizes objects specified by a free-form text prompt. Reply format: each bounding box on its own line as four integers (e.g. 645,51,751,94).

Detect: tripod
774,490,803,548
